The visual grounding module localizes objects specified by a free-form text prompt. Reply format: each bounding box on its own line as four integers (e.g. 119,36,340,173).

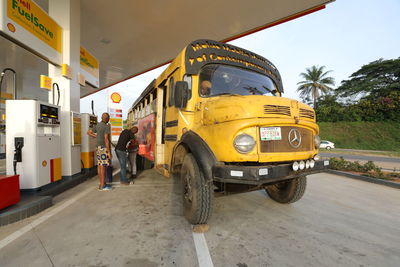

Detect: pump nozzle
13,137,24,175
0,68,17,100
52,83,60,106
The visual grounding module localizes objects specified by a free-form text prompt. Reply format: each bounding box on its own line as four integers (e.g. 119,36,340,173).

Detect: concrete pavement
1,170,399,267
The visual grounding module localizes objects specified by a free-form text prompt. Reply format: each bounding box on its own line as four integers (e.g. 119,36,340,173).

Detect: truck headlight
314,135,321,148
234,134,255,153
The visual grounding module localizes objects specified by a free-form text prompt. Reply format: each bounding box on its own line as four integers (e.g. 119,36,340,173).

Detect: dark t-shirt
115,129,135,151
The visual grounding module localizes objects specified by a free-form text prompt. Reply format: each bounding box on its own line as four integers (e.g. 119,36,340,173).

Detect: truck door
164,74,180,171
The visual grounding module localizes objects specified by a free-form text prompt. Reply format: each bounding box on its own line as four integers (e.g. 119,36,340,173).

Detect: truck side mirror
174,81,189,109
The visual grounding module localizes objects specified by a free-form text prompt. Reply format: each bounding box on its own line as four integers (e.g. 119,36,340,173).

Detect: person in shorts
87,112,112,191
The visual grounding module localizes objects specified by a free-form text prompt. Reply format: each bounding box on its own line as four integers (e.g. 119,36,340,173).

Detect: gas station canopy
80,0,333,97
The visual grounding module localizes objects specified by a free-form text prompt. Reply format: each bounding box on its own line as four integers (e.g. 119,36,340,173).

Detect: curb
0,196,52,226
0,169,98,227
325,169,400,189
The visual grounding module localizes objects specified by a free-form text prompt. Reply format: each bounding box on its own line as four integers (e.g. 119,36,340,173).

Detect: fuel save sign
0,0,63,65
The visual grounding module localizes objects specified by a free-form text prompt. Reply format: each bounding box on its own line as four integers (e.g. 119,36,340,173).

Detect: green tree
336,58,400,98
297,65,335,108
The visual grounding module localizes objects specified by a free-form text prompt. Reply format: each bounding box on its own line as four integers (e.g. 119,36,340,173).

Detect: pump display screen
89,116,97,126
40,104,59,120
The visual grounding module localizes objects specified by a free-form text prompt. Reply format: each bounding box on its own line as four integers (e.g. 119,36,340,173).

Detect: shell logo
111,92,122,103
42,160,47,167
7,23,16,33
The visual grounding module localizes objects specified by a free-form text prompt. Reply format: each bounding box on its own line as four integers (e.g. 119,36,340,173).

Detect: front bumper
212,160,330,185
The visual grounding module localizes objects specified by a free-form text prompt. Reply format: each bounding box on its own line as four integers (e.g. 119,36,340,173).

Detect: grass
318,121,400,152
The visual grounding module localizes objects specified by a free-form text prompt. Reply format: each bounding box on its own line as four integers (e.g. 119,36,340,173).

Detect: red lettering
17,0,31,11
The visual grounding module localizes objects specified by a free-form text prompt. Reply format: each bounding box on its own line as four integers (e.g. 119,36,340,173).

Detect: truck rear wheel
265,176,307,203
180,153,213,224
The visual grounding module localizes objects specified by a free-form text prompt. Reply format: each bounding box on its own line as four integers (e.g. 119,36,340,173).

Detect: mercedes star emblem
288,129,302,148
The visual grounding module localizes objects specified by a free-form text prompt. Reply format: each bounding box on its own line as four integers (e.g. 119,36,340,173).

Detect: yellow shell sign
111,92,121,104
1,0,63,64
6,0,62,53
40,75,52,90
80,46,99,87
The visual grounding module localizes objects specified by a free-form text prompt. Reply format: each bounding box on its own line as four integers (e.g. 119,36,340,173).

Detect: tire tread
181,154,213,224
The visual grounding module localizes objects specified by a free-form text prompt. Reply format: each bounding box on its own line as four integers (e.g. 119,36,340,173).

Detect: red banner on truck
137,113,155,161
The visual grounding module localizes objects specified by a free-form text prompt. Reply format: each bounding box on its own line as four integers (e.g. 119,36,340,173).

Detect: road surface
1,170,399,267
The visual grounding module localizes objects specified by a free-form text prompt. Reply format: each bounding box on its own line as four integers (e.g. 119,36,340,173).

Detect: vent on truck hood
299,108,315,120
264,105,291,116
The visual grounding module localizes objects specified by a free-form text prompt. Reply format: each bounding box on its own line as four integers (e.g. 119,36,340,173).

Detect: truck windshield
199,64,278,97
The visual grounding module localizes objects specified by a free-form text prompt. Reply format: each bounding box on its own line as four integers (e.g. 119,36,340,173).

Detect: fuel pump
6,100,62,190
81,113,98,170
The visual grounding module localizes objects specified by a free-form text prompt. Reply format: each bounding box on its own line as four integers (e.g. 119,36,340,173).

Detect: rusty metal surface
260,126,313,153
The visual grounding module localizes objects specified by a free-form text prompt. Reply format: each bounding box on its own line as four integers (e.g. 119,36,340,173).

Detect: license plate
260,127,282,141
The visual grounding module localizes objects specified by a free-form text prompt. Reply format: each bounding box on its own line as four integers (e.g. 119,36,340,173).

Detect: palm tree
297,65,335,108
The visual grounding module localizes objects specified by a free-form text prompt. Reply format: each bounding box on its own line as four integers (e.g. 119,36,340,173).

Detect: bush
330,157,382,172
329,157,395,180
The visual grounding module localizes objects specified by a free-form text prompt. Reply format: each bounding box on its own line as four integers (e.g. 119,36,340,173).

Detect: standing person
127,129,139,180
115,127,138,185
87,113,112,191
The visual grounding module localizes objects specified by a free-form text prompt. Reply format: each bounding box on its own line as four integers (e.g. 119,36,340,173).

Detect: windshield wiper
212,93,243,97
262,86,277,96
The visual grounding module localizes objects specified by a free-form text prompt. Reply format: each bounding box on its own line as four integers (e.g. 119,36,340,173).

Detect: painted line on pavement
0,186,94,250
193,232,214,267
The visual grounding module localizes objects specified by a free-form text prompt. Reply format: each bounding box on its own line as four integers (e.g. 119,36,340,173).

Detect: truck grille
264,105,291,116
299,108,315,120
260,126,313,153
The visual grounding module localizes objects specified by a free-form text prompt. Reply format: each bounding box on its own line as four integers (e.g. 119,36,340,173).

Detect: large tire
326,146,331,150
265,176,307,203
180,153,213,224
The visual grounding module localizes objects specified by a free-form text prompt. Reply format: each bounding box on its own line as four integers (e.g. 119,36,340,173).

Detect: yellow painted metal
40,75,52,90
131,44,319,168
190,96,319,162
52,157,62,182
81,151,95,169
61,64,72,79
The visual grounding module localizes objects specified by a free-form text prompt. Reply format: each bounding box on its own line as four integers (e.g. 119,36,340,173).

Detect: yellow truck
129,39,329,224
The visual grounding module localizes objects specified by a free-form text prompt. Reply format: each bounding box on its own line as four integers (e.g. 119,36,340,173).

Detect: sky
80,0,400,118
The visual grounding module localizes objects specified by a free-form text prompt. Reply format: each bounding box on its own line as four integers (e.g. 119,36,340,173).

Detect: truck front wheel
180,153,213,224
265,176,307,203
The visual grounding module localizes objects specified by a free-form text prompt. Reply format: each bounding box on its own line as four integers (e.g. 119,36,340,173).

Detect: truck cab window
199,64,278,97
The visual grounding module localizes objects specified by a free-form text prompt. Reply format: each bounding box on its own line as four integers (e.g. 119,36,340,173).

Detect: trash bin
0,175,20,210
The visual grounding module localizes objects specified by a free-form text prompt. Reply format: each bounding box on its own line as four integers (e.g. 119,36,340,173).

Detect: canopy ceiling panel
80,0,333,97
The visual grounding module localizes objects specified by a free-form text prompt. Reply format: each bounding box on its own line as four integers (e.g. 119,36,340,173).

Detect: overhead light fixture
100,38,111,44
